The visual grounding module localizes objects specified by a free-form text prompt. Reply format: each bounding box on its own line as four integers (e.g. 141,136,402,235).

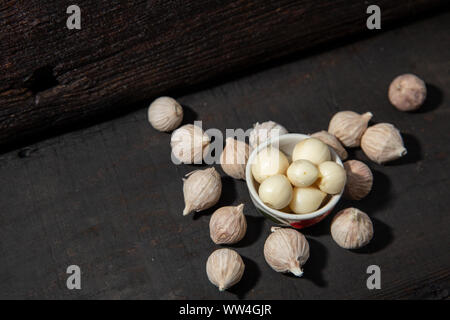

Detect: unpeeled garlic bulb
289,187,327,214
251,147,289,183
328,111,373,147
264,227,309,277
361,123,407,164
206,248,245,291
317,161,347,195
331,207,373,249
344,160,373,200
249,121,288,149
182,167,222,216
209,204,247,244
148,96,183,132
220,138,251,180
171,124,210,164
292,138,331,165
258,174,293,210
311,130,348,160
388,74,426,112
287,159,319,187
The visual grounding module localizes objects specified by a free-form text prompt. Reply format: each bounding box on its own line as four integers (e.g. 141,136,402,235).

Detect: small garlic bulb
344,160,373,200
292,138,331,165
331,207,373,249
328,111,373,147
258,174,293,210
264,227,310,277
220,138,251,180
148,96,183,132
249,121,288,149
171,124,210,164
289,187,327,214
317,161,346,195
388,74,427,112
206,248,245,291
287,159,319,187
361,123,407,164
209,204,247,244
311,130,348,160
182,167,222,216
251,147,289,184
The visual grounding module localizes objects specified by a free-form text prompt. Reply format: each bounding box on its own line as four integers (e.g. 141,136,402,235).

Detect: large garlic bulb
328,111,373,147
249,121,288,149
209,204,247,244
344,160,373,200
220,138,251,180
171,124,210,164
206,248,245,291
331,207,373,249
148,96,183,132
311,130,348,160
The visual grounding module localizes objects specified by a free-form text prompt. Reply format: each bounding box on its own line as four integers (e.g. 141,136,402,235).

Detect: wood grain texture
0,0,448,147
0,11,449,300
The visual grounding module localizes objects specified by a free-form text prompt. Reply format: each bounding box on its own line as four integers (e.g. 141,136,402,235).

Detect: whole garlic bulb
292,138,331,165
289,187,327,214
311,130,348,160
249,121,288,149
388,74,427,112
171,124,210,164
251,147,289,184
344,160,373,200
328,111,373,147
220,138,251,180
206,248,245,291
317,161,347,195
148,96,183,132
264,227,309,277
258,174,293,210
182,167,222,216
209,204,247,244
331,207,373,249
361,123,407,164
287,159,319,187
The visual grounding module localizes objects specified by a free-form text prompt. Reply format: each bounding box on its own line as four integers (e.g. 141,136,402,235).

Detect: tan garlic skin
148,97,183,132
331,207,373,249
328,111,373,147
209,204,247,244
264,227,309,277
361,123,407,164
206,248,245,291
182,167,222,216
388,74,427,112
220,138,251,180
311,130,348,160
171,124,210,164
344,160,373,200
249,121,288,149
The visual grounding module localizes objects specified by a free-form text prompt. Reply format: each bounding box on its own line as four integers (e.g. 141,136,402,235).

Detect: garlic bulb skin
264,227,309,277
311,130,348,160
220,138,251,180
206,248,245,291
331,207,373,249
209,204,247,244
289,187,327,214
328,111,373,147
361,123,407,164
251,147,289,184
317,161,347,195
249,121,288,149
388,74,426,112
171,124,210,164
292,138,331,165
183,167,222,216
148,97,183,132
344,160,373,200
258,174,293,210
287,160,319,187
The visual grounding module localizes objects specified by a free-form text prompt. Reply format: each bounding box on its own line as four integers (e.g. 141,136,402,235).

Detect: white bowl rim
245,133,344,221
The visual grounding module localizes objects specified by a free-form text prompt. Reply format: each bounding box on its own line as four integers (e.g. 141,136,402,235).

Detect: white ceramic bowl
245,133,344,229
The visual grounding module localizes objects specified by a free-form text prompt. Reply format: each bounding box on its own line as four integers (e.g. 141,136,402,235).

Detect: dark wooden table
0,12,449,300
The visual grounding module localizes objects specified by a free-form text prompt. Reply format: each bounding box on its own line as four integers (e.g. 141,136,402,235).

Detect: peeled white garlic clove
328,111,373,147
220,138,251,180
361,123,407,164
317,161,347,195
182,167,222,216
289,187,327,214
287,159,319,187
258,174,293,210
344,160,373,200
209,204,247,244
331,207,373,249
292,138,331,165
171,124,210,164
311,130,348,160
206,248,245,291
251,147,289,184
264,227,310,277
148,96,184,132
249,121,288,149
388,74,427,112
